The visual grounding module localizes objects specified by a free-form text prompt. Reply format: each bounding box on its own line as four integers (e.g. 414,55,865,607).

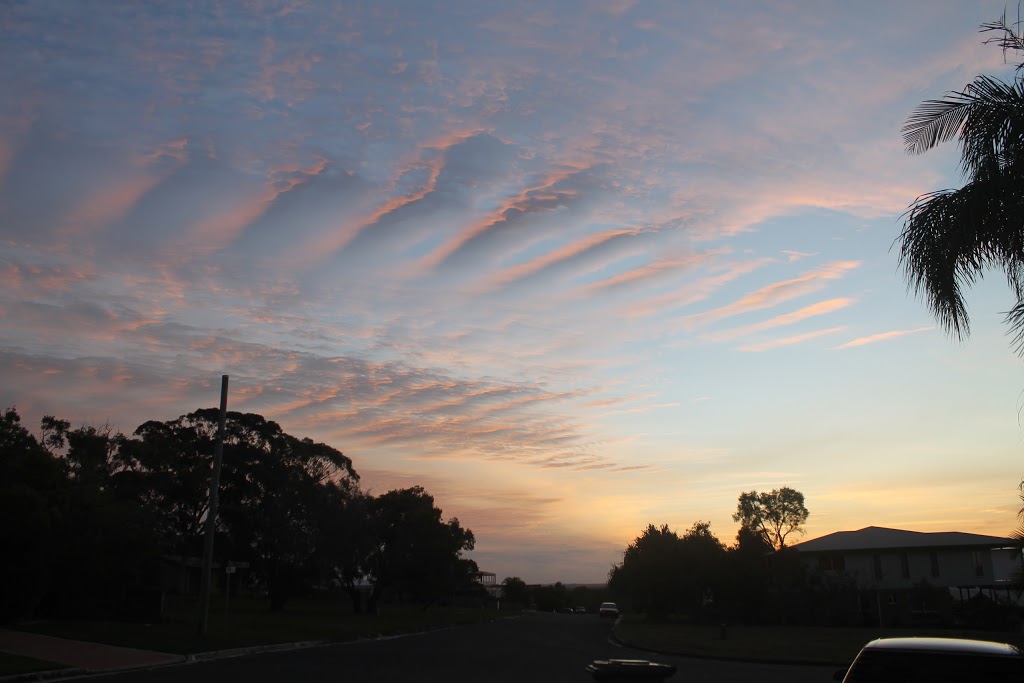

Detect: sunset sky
2,1,1023,584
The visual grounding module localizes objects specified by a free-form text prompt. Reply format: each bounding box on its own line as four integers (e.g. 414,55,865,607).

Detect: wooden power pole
198,374,229,638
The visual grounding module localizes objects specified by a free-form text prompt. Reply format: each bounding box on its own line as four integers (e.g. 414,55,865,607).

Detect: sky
2,1,1023,584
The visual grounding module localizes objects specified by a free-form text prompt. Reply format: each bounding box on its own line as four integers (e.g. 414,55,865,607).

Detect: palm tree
898,16,1024,352
905,15,1024,586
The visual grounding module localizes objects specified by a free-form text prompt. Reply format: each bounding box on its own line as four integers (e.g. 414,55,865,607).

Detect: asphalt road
88,612,839,683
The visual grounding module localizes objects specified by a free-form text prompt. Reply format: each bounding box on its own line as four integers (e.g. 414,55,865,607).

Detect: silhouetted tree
117,408,360,612
115,417,217,575
364,486,475,612
532,581,569,612
311,486,375,613
733,487,809,550
677,521,727,614
609,521,728,620
4,403,483,620
501,576,528,605
35,415,159,617
0,408,64,619
609,524,684,619
720,527,773,623
899,13,1024,352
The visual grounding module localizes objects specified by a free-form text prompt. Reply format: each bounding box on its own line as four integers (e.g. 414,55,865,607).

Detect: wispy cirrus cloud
680,261,860,330
627,255,771,318
420,164,601,275
704,297,856,343
837,326,935,349
782,250,817,262
737,326,846,352
482,228,644,292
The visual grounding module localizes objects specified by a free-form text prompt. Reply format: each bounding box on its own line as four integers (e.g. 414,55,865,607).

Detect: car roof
862,637,1021,657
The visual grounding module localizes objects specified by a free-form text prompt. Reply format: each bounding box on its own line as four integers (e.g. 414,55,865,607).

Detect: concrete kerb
184,639,327,663
609,620,848,668
0,667,88,683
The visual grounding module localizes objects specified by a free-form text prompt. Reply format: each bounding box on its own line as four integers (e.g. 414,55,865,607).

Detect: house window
873,554,883,579
972,551,985,577
900,553,910,579
818,554,846,571
930,552,940,578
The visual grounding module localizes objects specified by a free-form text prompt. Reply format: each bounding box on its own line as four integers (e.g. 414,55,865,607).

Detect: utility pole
198,375,229,638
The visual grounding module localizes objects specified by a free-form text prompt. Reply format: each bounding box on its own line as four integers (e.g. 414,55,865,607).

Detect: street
87,612,838,683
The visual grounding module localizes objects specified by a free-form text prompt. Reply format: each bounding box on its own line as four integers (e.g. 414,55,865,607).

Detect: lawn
0,652,68,676
614,615,1024,666
13,595,507,657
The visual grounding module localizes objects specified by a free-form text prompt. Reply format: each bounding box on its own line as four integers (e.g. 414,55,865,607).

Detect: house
791,526,1020,626
472,571,500,598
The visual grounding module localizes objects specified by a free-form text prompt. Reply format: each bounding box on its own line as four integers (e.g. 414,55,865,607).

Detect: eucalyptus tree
363,486,476,612
733,487,809,551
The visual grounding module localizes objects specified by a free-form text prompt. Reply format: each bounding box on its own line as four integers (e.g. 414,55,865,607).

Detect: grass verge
614,615,1024,666
11,595,507,658
0,651,68,677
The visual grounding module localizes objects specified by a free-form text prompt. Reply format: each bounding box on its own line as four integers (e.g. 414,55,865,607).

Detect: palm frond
899,174,1024,339
1007,299,1024,354
981,9,1024,70
903,92,973,156
903,75,1024,174
957,76,1024,178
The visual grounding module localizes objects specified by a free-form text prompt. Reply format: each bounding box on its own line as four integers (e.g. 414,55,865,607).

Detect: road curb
184,639,328,663
0,667,88,683
610,623,847,668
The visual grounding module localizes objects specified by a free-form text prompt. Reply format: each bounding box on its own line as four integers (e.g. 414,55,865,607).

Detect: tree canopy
364,486,477,612
501,576,528,604
0,405,476,619
607,521,726,620
732,487,809,551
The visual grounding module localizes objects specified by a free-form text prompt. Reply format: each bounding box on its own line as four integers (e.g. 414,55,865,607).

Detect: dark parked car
835,637,1024,682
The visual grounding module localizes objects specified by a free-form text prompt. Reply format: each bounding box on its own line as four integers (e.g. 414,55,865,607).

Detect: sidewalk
0,630,183,674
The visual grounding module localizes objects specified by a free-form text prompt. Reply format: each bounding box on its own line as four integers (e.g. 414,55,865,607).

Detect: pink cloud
680,261,860,330
417,164,592,273
836,326,934,349
582,249,711,294
705,297,856,343
737,326,846,352
287,133,478,264
184,187,279,251
59,173,165,239
627,255,772,318
481,228,642,292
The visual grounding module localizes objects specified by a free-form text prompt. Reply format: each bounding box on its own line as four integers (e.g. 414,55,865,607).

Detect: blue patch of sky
735,209,868,260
